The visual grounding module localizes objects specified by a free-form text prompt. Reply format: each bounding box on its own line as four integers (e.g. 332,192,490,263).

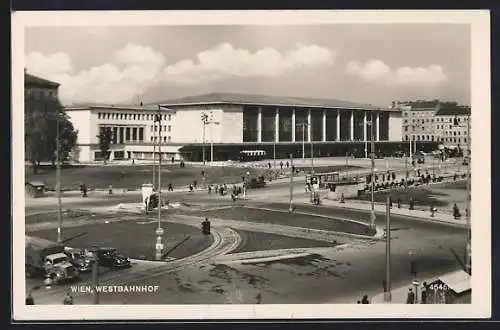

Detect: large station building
65,92,438,163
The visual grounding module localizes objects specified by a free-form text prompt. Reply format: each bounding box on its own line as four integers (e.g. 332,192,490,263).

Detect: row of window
150,125,171,133
150,136,172,142
25,89,58,99
404,135,468,143
97,112,172,121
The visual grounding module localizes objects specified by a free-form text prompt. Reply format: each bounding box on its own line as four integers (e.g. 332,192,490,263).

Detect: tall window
138,127,144,141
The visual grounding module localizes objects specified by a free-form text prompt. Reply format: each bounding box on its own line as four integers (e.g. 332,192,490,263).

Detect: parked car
64,247,94,272
247,176,266,189
93,247,131,269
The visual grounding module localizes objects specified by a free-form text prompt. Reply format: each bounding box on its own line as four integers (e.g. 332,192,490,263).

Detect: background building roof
155,92,394,111
24,72,60,88
435,105,471,116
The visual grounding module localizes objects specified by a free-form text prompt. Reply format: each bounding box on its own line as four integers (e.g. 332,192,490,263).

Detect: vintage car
94,247,131,269
64,247,94,272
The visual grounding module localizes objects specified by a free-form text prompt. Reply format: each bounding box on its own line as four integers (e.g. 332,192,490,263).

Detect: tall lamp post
208,111,220,165
154,109,164,261
56,111,63,244
201,113,209,188
368,113,376,230
289,153,294,213
384,160,392,302
296,122,313,172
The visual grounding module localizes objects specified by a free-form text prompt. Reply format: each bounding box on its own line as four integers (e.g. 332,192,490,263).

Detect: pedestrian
26,293,35,305
268,162,271,169
286,161,289,168
171,156,175,164
132,158,135,165
63,292,74,305
208,185,212,194
189,184,193,192
193,180,197,190
453,203,461,219
406,288,415,304
421,282,428,304
280,161,283,169
168,183,173,191
397,198,402,209
409,197,415,210
361,295,370,304
389,196,393,208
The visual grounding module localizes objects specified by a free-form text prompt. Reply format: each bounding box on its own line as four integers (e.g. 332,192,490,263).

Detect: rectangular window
139,127,144,141
163,136,166,142
150,125,153,132
168,136,171,142
168,125,171,132
168,114,171,121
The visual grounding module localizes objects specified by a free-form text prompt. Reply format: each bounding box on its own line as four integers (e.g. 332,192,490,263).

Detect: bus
239,150,266,162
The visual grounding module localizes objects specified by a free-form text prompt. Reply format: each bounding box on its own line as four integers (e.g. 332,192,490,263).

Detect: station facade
65,92,438,163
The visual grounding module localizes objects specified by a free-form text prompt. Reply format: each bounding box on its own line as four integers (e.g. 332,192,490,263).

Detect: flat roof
155,92,395,112
65,104,166,111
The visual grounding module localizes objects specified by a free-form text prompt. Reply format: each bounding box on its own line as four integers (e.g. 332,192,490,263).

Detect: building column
322,109,327,142
376,111,380,141
291,108,296,142
363,111,367,141
257,107,262,143
275,107,280,142
350,111,354,141
307,109,312,142
336,110,341,141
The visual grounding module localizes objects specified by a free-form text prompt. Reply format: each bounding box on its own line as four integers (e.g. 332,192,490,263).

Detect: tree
25,94,78,174
97,127,113,164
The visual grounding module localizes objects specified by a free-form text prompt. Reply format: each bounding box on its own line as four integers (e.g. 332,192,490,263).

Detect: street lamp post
273,142,276,168
289,153,294,213
154,109,164,261
465,114,471,274
56,112,63,244
384,161,392,302
369,113,376,230
201,113,208,166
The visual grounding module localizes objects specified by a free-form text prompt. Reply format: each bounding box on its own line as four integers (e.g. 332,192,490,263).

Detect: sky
24,24,470,107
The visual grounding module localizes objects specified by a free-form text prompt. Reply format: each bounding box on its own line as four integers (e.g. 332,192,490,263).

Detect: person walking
286,161,289,168
406,288,415,304
361,295,370,304
63,292,74,305
421,282,428,304
280,161,283,169
26,293,35,305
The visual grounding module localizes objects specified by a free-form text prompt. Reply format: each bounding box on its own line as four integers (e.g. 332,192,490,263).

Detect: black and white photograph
12,10,491,320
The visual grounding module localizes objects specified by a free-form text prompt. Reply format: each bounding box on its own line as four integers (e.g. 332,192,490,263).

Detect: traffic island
27,215,214,261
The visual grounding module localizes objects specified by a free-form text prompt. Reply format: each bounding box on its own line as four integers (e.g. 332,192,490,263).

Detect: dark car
64,248,94,272
247,176,266,189
94,247,131,269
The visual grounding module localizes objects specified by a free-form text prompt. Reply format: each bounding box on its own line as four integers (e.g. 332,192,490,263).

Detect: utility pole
152,115,156,190
370,112,376,230
310,138,314,174
302,124,305,165
155,109,164,261
273,142,276,168
289,153,294,213
202,113,207,166
384,162,392,302
56,111,62,244
465,114,471,274
90,247,100,304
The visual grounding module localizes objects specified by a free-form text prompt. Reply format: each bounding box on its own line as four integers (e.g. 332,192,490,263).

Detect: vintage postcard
12,10,491,320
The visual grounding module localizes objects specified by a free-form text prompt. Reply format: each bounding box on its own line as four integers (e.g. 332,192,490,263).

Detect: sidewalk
286,196,467,228
370,269,471,304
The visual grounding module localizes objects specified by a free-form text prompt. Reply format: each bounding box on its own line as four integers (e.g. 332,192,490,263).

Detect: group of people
26,291,73,305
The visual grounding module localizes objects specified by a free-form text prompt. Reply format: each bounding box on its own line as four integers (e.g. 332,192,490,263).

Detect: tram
239,150,266,162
